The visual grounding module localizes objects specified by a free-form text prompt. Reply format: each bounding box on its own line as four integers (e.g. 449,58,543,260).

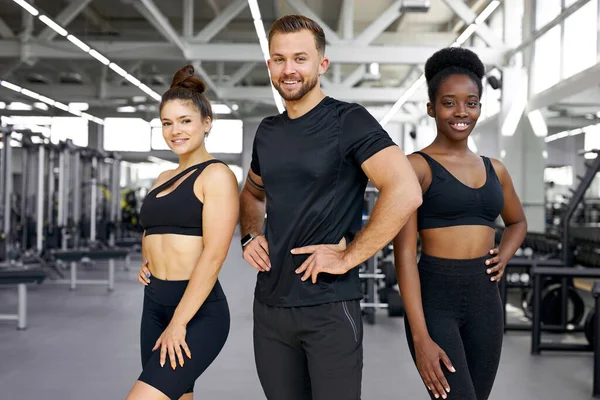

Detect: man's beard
272,73,319,101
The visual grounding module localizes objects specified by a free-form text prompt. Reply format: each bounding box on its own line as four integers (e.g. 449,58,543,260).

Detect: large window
532,0,562,94
532,26,562,94
563,0,598,79
51,117,89,147
103,118,151,152
205,119,243,153
536,0,562,28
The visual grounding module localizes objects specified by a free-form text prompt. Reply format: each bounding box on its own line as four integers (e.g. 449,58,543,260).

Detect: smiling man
239,15,422,400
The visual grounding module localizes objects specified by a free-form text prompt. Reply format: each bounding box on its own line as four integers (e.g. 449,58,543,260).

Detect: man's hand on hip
291,238,349,284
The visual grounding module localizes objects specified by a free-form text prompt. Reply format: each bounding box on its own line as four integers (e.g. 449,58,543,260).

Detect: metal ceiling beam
0,17,14,39
0,40,507,65
223,62,257,87
133,0,186,52
183,0,194,38
339,0,354,40
38,0,93,41
284,0,342,44
353,1,402,46
342,64,366,87
527,60,600,112
194,0,247,42
0,83,430,103
442,0,504,48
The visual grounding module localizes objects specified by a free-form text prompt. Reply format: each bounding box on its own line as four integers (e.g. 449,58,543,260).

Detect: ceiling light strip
380,0,501,126
11,0,162,102
247,0,285,113
0,79,105,125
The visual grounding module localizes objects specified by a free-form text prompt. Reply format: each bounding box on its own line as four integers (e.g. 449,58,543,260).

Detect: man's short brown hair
268,15,326,56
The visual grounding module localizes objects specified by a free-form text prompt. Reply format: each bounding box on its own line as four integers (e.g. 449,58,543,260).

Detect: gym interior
0,0,599,399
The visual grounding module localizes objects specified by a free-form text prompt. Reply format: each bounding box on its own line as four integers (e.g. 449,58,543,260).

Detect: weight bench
49,249,130,291
0,266,46,330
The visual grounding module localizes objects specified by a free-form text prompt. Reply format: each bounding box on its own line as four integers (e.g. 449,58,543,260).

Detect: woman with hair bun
394,48,527,400
128,65,238,400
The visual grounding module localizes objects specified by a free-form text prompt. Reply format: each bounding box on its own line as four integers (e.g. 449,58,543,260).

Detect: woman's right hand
414,336,455,399
138,259,151,286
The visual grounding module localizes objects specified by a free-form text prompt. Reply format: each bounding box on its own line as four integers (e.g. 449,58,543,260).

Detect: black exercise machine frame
499,257,571,333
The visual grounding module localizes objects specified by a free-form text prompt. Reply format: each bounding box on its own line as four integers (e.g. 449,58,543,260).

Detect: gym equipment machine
359,185,404,324
0,126,46,330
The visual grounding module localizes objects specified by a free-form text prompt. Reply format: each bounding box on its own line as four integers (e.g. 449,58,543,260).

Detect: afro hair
424,47,485,103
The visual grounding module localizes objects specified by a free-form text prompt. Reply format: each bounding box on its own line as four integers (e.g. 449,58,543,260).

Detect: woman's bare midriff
420,225,495,260
143,234,204,280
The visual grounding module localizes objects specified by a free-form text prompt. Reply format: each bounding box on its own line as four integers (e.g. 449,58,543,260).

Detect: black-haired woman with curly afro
127,65,238,400
393,47,527,400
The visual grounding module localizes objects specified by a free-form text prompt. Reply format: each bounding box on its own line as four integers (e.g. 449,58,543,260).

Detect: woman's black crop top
415,151,504,231
139,159,224,237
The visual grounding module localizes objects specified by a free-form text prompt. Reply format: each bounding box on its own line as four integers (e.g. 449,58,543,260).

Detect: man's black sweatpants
253,298,363,400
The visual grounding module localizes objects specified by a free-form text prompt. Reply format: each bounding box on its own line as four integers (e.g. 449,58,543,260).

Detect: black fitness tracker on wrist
241,233,256,249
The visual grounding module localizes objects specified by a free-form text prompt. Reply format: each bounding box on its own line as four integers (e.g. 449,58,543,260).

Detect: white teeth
284,81,298,84
453,123,468,127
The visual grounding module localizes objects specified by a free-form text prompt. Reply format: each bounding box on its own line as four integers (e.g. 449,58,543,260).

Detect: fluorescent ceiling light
1,80,22,92
117,106,137,113
68,102,89,111
67,35,90,52
527,110,548,137
34,102,49,111
89,49,110,65
475,0,500,24
109,62,128,78
38,95,55,106
212,104,232,114
248,0,261,20
10,0,203,104
0,79,103,124
247,0,285,113
125,74,141,86
39,15,68,37
54,102,70,112
12,0,39,16
20,88,40,100
0,102,5,109
380,0,500,126
454,24,477,46
369,63,380,76
8,102,33,111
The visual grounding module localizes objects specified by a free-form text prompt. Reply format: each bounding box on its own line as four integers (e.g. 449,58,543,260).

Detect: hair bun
170,65,206,94
425,47,485,83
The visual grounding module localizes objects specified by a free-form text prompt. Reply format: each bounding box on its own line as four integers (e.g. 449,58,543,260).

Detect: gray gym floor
0,238,594,400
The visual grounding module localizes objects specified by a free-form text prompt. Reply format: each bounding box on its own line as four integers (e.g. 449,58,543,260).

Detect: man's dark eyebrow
271,52,309,57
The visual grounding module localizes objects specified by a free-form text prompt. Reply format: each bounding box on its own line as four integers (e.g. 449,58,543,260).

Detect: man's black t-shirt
251,96,396,307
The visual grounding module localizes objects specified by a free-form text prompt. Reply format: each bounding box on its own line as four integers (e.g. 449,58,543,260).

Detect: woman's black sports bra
414,151,504,231
139,159,225,237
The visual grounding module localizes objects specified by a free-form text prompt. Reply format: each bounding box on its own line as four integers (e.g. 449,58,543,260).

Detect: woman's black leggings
138,277,230,400
404,253,503,400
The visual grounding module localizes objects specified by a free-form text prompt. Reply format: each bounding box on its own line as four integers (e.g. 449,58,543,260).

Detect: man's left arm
341,145,422,269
